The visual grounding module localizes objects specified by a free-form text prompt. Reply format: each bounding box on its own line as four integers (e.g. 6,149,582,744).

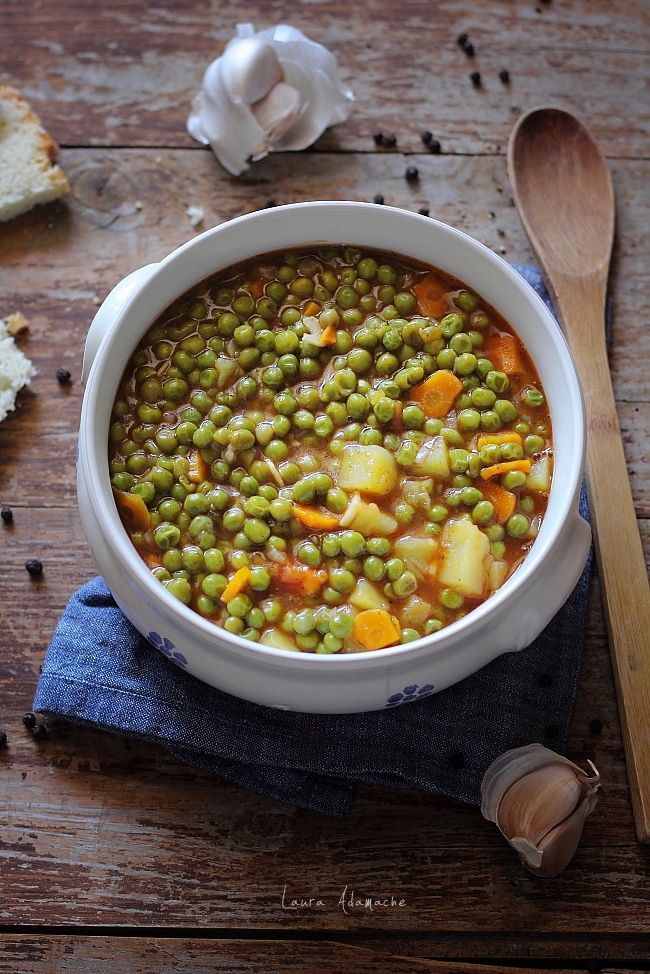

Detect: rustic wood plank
3,936,648,974
0,0,648,156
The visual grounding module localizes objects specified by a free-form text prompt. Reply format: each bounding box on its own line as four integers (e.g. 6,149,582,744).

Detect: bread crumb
186,205,204,227
6,311,30,336
134,200,143,211
0,320,36,422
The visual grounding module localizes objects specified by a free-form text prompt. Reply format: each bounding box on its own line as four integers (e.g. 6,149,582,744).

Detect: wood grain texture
0,0,648,156
3,937,648,974
1,0,649,959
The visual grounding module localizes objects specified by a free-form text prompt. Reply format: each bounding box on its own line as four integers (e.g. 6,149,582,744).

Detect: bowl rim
80,200,586,667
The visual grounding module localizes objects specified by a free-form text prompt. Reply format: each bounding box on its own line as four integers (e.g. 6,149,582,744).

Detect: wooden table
1,1,649,969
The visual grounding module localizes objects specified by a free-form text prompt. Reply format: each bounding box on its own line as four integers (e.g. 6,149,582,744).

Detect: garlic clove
221,38,283,106
251,82,302,142
481,744,600,878
530,791,599,877
496,762,585,848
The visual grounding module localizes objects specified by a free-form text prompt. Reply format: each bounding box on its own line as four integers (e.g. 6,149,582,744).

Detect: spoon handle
550,270,650,843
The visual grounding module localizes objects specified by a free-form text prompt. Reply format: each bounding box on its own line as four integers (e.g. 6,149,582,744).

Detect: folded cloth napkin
34,267,593,817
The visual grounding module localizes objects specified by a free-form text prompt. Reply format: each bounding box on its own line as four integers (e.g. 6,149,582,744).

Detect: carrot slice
270,560,328,597
479,480,517,523
352,609,401,651
413,274,448,318
483,333,525,375
316,323,337,346
187,449,210,483
247,278,265,300
477,433,523,449
220,566,250,603
410,370,463,419
112,488,151,532
390,399,404,433
292,505,339,531
303,300,321,317
480,459,532,481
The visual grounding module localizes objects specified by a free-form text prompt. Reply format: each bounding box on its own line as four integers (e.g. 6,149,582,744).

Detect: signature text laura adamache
281,884,406,915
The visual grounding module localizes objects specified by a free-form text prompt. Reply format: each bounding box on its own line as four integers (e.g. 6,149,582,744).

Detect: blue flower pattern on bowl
147,631,188,668
385,683,435,707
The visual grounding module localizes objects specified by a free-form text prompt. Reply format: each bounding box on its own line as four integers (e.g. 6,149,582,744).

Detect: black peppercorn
0,731,7,749
405,165,419,182
373,194,385,205
499,69,510,83
589,718,603,735
449,750,465,770
1,506,13,524
22,712,36,728
470,71,482,87
372,131,384,145
428,138,441,154
32,723,47,742
462,41,475,56
421,130,433,145
457,32,468,46
25,558,43,577
418,207,430,216
56,367,72,385
383,133,397,147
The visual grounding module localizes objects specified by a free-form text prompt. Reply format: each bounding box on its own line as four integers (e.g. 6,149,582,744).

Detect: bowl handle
81,263,159,385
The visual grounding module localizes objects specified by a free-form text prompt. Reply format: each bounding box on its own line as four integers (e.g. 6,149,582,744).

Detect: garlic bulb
187,23,354,176
481,744,600,877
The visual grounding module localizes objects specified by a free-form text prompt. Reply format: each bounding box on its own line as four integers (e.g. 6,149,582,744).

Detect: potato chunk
339,492,398,536
439,517,490,598
413,436,450,478
338,444,399,496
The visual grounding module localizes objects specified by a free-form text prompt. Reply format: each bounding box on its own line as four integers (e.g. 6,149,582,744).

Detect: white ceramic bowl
78,202,591,713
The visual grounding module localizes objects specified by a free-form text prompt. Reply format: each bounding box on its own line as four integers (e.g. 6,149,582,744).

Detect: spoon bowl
508,107,650,844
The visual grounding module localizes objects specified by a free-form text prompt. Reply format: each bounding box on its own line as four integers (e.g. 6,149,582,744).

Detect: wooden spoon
508,107,650,843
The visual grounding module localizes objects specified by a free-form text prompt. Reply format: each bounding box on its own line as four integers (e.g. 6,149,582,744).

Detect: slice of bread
0,319,36,423
0,86,70,222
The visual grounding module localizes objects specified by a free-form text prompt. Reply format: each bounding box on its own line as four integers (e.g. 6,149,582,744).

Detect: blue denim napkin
33,267,593,816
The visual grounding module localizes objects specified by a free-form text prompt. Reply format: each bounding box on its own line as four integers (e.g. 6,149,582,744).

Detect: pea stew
109,246,552,654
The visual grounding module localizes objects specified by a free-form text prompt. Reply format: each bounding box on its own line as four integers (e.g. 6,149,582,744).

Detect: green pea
494,399,518,422
272,415,291,438
363,556,386,581
328,609,352,639
375,353,400,376
227,593,253,618
394,501,415,525
292,409,315,431
358,426,383,446
470,387,497,409
480,410,502,432
152,523,180,550
460,486,483,507
264,440,288,462
230,550,250,569
448,448,469,474
472,500,495,524
267,498,291,522
520,496,535,514
279,461,301,485
328,568,355,594
161,548,183,573
165,577,192,605
401,405,423,430
391,571,417,597
314,415,334,437
454,352,478,376
363,537,388,558
248,567,271,592
457,408,481,431
130,482,156,506
427,504,447,523
244,495,270,518
455,290,478,312
179,545,202,573
392,290,415,315
440,313,465,337
182,493,209,517
400,628,420,644
340,530,365,558
385,558,404,582
291,609,315,635
506,513,530,537
500,442,524,461
259,599,281,623
524,434,545,455
258,483,277,501
486,371,509,394
243,518,271,545
449,332,473,355
440,588,463,609
273,389,297,416
372,397,395,424
297,542,321,567
223,508,245,532
345,393,368,421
